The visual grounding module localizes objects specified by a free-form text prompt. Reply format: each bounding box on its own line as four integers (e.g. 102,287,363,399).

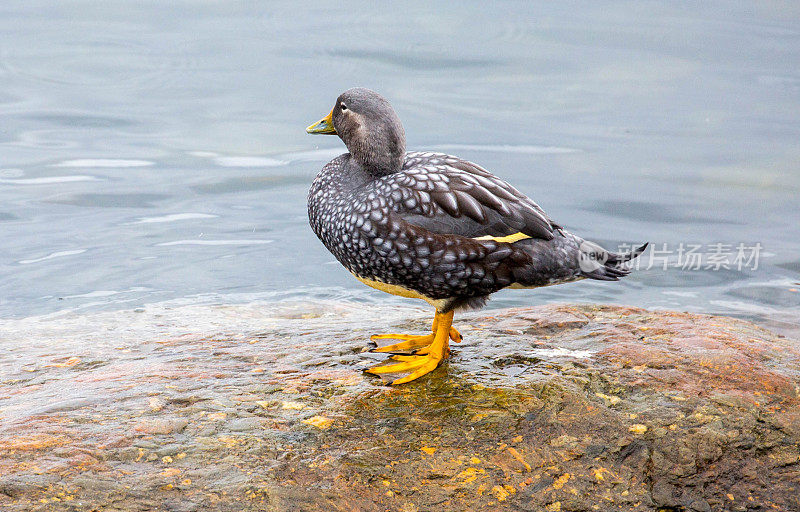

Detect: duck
306,88,646,385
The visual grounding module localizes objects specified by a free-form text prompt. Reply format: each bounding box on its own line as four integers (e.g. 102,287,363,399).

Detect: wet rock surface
1,302,799,511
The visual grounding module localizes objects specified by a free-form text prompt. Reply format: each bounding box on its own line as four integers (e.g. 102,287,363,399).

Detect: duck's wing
377,152,558,240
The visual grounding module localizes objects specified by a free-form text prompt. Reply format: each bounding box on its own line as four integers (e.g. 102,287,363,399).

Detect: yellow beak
306,109,337,135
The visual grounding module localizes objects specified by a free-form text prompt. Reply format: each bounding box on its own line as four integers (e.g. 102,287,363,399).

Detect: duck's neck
343,125,406,177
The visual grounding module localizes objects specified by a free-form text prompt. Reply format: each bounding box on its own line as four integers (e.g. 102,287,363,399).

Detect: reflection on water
45,193,170,208
0,1,798,335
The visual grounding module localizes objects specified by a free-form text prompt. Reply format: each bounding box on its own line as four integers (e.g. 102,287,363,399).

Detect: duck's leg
370,311,461,354
365,311,454,385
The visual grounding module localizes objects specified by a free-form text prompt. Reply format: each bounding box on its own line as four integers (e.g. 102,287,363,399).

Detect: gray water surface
1,1,799,334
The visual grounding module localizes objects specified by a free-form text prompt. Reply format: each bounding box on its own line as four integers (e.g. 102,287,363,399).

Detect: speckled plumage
307,88,645,313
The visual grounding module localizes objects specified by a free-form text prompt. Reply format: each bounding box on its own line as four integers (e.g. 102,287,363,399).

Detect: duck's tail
578,239,649,281
510,232,648,287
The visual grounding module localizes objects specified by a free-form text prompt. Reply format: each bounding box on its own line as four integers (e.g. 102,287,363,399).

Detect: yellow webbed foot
369,316,461,354
370,333,435,354
365,311,455,385
365,353,443,384
391,358,445,385
365,354,433,374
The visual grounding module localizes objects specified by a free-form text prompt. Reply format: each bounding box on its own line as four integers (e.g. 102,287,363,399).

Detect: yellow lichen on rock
216,436,241,448
0,434,68,452
552,473,570,489
592,467,610,482
455,467,485,485
507,447,532,472
629,424,648,435
491,485,512,501
302,415,333,429
47,356,81,368
595,392,621,405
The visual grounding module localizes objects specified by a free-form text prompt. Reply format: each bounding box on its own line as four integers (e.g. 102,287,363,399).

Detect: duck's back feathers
376,152,558,241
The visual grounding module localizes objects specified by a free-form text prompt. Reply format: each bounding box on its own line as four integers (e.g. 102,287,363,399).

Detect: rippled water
1,2,799,334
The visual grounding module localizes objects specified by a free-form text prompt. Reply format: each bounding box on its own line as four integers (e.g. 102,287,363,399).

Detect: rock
116,447,142,462
156,443,186,457
0,434,68,451
225,417,264,432
69,474,124,493
1,303,798,511
27,397,99,414
133,418,188,435
689,499,712,512
0,474,59,497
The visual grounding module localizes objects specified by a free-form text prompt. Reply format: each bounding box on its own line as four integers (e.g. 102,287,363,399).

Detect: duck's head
307,88,406,175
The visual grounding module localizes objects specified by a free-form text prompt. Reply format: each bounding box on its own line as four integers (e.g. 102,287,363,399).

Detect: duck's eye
340,103,348,111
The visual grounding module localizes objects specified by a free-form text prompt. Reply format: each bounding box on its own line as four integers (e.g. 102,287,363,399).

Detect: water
1,1,799,334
